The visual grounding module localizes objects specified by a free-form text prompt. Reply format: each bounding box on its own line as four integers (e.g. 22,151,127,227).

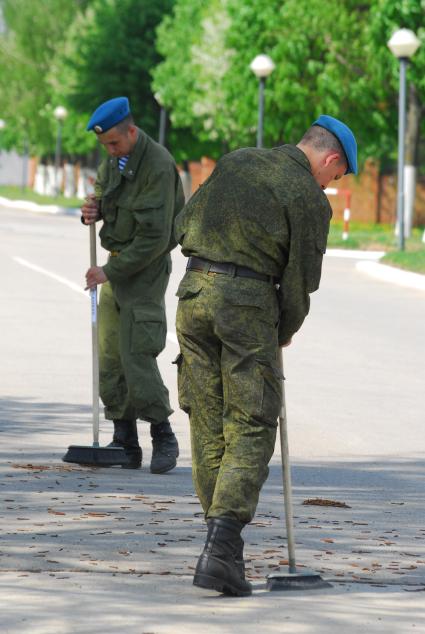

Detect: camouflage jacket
96,129,184,283
174,145,332,344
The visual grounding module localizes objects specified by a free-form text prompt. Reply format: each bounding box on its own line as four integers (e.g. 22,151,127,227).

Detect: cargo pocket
258,361,283,426
131,303,166,356
172,352,191,414
176,273,204,300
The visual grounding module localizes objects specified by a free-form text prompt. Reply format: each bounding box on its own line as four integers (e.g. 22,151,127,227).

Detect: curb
0,195,80,217
325,249,425,292
356,260,425,292
326,248,385,260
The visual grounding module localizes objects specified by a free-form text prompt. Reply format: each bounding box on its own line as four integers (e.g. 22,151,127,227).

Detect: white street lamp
250,54,275,148
387,29,420,250
53,105,68,196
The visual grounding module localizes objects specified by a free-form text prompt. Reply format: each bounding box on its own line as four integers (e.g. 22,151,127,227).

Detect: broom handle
278,350,297,573
90,223,100,447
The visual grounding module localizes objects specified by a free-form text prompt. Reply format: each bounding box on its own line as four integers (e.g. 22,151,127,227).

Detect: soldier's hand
81,194,100,225
85,266,108,290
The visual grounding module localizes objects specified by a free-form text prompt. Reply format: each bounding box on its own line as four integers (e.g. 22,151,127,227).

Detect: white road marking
13,255,180,343
13,256,87,296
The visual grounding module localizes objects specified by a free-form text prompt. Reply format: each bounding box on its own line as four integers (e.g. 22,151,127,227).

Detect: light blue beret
86,97,130,133
313,114,358,175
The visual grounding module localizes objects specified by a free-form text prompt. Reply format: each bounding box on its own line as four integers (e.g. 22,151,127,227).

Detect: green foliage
63,0,174,140
0,0,175,158
0,0,424,168
0,0,93,156
153,0,424,166
154,0,377,159
153,0,228,159
365,0,425,161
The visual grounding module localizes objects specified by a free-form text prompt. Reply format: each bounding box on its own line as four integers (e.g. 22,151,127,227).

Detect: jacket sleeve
103,165,180,282
277,199,329,345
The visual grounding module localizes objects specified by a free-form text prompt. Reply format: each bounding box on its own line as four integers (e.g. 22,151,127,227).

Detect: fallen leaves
302,498,351,508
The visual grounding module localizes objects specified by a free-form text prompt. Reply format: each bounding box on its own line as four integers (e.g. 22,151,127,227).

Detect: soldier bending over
174,115,357,595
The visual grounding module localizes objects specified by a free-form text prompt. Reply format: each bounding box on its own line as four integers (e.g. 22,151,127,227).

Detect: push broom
267,350,331,591
63,223,129,467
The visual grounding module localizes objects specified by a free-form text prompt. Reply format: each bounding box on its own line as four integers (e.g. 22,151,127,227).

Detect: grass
381,248,425,274
328,220,425,274
0,185,82,209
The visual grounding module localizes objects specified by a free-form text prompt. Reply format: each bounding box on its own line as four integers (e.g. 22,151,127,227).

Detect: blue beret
86,97,130,133
312,114,357,175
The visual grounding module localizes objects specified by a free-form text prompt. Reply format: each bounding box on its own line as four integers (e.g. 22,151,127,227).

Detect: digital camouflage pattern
176,271,281,524
96,129,184,423
175,144,332,344
175,144,332,522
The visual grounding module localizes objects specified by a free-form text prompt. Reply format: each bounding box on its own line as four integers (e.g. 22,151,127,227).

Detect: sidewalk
1,197,424,632
1,414,424,633
0,195,80,217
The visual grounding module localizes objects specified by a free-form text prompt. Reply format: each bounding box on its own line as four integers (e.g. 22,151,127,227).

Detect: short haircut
300,125,346,165
115,113,135,133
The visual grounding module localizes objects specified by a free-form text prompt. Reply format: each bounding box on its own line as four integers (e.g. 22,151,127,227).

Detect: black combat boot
150,421,179,474
107,419,142,469
193,517,252,596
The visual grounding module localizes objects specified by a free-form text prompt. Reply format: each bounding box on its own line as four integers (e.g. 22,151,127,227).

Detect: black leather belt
187,256,275,283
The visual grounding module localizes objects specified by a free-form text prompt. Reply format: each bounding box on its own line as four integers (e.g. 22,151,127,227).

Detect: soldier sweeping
174,115,357,595
82,96,184,473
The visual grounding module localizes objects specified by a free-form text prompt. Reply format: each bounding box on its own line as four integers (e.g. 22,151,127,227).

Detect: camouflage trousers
98,256,173,424
175,270,282,524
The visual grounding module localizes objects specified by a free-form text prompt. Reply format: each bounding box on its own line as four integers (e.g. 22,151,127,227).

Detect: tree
366,0,425,233
154,0,374,160
63,0,175,142
0,0,93,157
152,0,225,159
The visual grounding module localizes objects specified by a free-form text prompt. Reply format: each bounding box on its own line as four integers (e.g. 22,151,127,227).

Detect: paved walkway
1,437,424,633
0,200,424,632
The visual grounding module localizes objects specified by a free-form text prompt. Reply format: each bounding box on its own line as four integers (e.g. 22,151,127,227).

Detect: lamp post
155,93,167,147
387,28,420,250
21,134,29,193
0,119,5,182
250,54,275,148
53,105,68,196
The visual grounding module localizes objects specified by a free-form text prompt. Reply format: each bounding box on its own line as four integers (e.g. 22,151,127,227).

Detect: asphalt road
1,206,424,633
1,206,424,459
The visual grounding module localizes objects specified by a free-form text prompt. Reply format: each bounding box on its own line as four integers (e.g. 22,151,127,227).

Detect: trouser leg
176,300,224,513
207,301,281,524
119,303,173,424
98,282,135,421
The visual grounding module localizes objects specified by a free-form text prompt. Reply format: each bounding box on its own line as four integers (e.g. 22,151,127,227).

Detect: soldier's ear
323,152,340,168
